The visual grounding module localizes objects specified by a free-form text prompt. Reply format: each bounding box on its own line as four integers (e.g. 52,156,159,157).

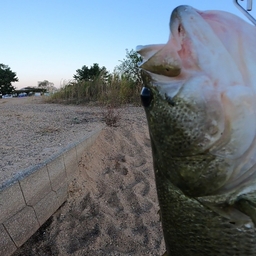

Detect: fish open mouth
137,5,204,80
137,5,243,86
137,5,256,198
137,46,182,78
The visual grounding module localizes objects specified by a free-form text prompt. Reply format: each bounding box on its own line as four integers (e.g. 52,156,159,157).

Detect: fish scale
138,4,256,255
144,82,230,197
143,76,256,255
157,177,256,255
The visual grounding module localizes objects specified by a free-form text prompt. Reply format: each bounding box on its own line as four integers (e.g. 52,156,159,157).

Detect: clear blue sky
1,0,254,89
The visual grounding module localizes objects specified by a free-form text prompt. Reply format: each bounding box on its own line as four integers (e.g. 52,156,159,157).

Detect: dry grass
44,75,142,106
43,75,142,129
101,105,122,127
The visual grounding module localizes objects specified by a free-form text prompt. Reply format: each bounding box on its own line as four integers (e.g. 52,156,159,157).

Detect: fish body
138,5,256,255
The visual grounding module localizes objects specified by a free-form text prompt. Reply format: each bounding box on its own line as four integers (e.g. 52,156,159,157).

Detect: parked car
18,92,27,97
2,94,13,98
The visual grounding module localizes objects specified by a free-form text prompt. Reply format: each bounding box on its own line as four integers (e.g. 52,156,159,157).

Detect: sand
12,102,166,255
0,97,103,187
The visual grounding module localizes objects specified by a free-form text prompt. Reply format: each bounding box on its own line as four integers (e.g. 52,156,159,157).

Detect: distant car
18,93,27,97
2,94,13,98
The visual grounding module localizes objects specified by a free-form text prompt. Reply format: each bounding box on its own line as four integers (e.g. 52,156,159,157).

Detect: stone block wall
0,126,103,256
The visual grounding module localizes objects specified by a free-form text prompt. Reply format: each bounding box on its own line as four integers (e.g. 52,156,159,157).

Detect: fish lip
171,5,194,17
137,43,182,78
139,5,200,80
170,5,200,21
139,4,229,89
170,5,202,38
140,69,176,86
140,69,153,84
170,5,219,44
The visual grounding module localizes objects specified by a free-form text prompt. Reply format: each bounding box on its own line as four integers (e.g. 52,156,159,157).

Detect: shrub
46,73,142,106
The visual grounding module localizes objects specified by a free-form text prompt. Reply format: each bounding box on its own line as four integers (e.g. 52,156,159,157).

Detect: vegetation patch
1,49,143,106
45,49,143,106
102,105,122,127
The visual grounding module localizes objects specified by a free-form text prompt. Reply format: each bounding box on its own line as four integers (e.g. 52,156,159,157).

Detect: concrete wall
0,126,103,256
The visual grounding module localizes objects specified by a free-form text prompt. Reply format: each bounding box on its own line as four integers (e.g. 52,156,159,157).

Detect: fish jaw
138,5,256,254
136,43,182,77
141,74,234,196
139,6,244,87
138,5,256,195
170,5,244,86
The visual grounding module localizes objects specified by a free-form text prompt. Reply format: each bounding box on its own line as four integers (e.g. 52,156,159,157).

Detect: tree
73,63,108,81
38,80,53,89
0,64,18,95
38,80,56,93
115,49,143,83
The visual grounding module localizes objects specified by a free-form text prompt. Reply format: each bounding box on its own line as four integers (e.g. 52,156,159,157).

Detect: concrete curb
0,125,104,256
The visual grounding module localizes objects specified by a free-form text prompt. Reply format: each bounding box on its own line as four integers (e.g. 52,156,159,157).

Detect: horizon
1,0,255,89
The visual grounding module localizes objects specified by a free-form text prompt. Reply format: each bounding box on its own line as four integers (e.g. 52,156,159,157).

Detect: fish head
137,5,256,197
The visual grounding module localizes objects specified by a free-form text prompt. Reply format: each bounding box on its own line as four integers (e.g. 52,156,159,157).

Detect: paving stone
56,182,68,206
0,183,26,223
0,224,17,256
4,206,39,247
63,146,78,181
33,190,59,226
19,166,52,206
47,155,67,191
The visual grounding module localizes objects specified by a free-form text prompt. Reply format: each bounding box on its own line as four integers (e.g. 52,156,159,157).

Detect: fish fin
235,193,256,226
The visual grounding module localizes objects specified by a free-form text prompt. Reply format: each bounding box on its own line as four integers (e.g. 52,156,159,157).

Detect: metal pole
233,0,256,25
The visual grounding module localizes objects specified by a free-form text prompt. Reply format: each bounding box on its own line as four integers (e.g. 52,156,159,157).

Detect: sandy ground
8,98,165,255
0,97,103,186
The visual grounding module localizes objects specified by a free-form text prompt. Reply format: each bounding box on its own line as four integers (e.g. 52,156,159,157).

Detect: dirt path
0,96,103,186
11,105,165,255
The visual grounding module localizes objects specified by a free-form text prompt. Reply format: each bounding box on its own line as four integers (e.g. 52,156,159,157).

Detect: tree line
0,49,142,96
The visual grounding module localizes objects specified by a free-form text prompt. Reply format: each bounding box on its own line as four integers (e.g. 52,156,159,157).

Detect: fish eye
140,87,152,107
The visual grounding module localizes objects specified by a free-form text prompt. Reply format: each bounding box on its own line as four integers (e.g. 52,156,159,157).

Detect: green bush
46,73,142,106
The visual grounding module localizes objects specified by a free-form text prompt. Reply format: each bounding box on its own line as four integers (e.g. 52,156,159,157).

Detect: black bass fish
137,5,256,256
